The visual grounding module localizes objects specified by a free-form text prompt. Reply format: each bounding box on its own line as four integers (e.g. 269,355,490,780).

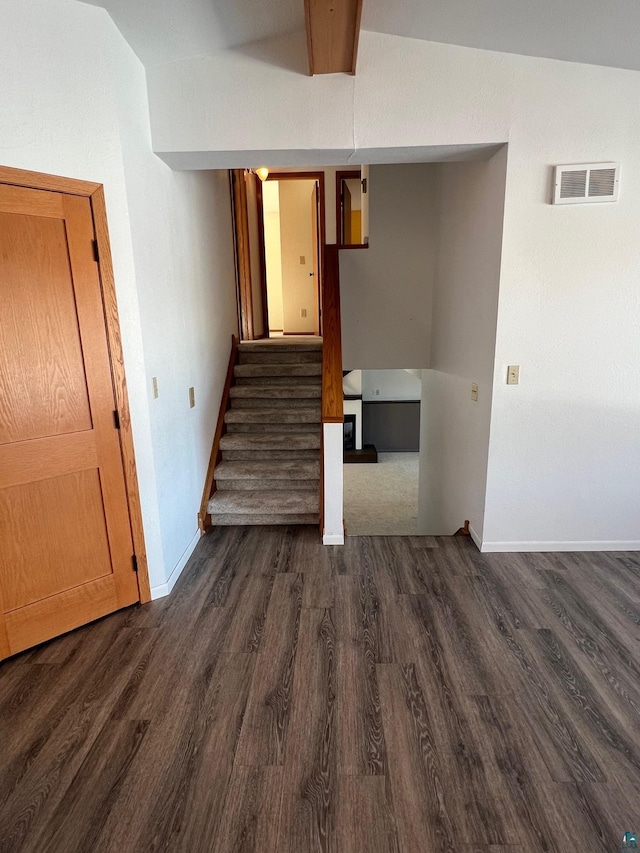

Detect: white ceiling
85,0,640,73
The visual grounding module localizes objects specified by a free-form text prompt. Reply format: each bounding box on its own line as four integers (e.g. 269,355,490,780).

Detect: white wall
146,30,640,549
9,8,640,551
111,31,238,592
362,370,422,401
339,164,437,369
278,180,317,333
262,181,284,331
418,148,508,538
147,32,355,167
1,0,238,594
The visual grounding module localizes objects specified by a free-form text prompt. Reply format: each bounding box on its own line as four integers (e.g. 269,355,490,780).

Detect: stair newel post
321,245,345,545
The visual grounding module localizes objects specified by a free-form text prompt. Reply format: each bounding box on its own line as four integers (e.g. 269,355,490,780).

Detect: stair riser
216,480,319,491
222,449,320,461
238,351,322,365
238,342,322,354
225,409,320,425
235,376,321,386
230,398,320,409
226,423,319,434
231,385,321,398
221,433,320,450
211,514,318,526
235,365,321,378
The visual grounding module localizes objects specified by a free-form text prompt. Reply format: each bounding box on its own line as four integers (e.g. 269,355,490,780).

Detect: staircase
207,337,322,526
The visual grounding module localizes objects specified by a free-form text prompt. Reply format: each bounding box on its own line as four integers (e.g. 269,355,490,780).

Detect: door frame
256,170,326,336
335,169,367,249
0,164,151,603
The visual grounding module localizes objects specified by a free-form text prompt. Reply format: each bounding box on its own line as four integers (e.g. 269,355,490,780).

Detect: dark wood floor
1,528,640,852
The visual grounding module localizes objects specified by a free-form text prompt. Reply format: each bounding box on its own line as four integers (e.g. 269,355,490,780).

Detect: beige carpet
343,452,419,535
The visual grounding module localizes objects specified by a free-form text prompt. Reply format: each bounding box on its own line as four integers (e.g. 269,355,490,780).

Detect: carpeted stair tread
234,363,321,378
208,490,318,516
226,422,319,434
235,375,321,386
230,384,321,399
222,449,319,461
220,432,321,451
215,460,320,481
208,513,318,525
238,350,321,364
225,407,320,425
238,339,322,353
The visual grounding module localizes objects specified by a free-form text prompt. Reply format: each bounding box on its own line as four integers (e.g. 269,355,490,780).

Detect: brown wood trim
321,244,344,424
0,165,101,197
255,179,270,337
304,0,363,75
198,335,239,534
350,0,364,74
90,185,151,604
230,170,254,340
335,170,359,246
266,172,325,182
283,331,317,336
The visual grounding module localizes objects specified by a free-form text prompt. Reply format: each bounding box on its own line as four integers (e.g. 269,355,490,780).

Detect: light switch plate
152,377,158,399
189,387,196,408
471,383,478,401
507,365,520,385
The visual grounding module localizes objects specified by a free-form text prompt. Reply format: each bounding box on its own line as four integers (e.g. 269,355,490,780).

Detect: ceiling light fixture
254,167,269,182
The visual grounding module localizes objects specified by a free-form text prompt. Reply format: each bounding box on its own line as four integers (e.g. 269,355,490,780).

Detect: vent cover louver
553,163,620,204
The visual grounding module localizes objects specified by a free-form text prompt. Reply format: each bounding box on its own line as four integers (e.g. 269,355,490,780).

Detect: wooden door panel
0,182,140,658
0,213,93,443
5,576,119,657
0,470,113,610
0,432,97,490
0,184,65,219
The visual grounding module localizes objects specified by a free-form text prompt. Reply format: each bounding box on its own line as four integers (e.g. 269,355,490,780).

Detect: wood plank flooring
1,527,640,852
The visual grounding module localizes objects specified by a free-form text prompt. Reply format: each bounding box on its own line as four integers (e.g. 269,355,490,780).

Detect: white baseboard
150,529,201,600
468,523,482,550
480,539,640,553
323,533,345,546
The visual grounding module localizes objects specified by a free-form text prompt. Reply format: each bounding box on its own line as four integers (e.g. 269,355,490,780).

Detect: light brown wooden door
0,183,140,659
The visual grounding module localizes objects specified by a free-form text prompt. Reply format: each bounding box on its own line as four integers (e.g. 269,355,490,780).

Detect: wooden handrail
321,244,344,424
198,334,239,534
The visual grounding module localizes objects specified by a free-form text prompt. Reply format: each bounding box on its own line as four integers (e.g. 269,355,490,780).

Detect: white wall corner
468,523,483,551
323,422,344,546
150,528,201,599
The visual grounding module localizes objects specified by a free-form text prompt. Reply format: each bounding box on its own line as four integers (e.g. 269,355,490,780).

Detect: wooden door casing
0,178,143,658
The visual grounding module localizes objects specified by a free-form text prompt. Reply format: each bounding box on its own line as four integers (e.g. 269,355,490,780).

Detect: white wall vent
552,163,620,205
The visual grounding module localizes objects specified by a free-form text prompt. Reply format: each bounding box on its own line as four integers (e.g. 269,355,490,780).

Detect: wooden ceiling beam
304,0,363,75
